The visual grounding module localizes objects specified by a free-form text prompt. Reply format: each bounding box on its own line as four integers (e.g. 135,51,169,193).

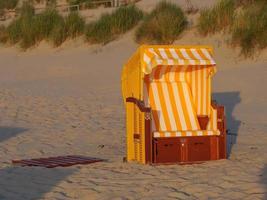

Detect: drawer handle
195,142,204,145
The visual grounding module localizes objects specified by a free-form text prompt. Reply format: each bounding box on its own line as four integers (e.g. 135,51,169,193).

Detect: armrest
126,97,152,164
126,97,151,113
211,99,226,134
211,100,225,119
211,101,227,159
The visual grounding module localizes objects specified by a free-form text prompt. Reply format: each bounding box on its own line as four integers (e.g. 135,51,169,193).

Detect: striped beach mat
12,155,105,168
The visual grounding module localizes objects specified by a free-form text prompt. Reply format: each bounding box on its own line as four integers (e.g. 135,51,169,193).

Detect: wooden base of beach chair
125,97,226,165
152,136,219,164
151,103,227,164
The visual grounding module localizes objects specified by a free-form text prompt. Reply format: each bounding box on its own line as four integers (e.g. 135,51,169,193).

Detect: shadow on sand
262,164,267,200
0,166,76,200
212,91,241,157
0,126,28,143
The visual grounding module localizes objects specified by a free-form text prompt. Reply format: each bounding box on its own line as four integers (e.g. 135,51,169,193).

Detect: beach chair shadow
0,166,76,200
212,92,241,158
261,165,267,200
0,126,28,143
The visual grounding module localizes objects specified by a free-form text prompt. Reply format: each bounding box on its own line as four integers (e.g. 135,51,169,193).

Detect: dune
0,1,267,200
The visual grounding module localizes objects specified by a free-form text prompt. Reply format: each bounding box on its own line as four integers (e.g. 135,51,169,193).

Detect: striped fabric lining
142,47,216,74
153,130,220,138
143,66,220,138
144,81,200,132
145,65,212,116
141,47,219,138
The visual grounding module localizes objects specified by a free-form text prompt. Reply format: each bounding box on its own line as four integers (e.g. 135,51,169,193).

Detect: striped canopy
141,46,216,74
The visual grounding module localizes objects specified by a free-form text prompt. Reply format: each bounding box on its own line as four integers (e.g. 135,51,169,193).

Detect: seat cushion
153,130,220,138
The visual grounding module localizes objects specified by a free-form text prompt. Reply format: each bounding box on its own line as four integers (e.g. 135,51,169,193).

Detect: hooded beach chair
122,45,227,164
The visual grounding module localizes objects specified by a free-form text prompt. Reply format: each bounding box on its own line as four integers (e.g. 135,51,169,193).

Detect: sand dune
0,1,267,200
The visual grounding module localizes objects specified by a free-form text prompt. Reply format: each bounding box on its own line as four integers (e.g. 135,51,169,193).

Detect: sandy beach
0,0,267,199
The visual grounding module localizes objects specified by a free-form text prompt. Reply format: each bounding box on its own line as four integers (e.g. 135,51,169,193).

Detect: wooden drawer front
188,137,211,162
154,138,181,163
153,136,221,164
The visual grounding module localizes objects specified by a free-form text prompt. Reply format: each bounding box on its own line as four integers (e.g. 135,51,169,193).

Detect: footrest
12,155,105,168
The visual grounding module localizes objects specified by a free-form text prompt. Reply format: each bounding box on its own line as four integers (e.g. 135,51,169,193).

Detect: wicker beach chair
122,45,227,164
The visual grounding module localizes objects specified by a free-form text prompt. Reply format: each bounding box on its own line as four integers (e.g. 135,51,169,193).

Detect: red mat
12,155,104,168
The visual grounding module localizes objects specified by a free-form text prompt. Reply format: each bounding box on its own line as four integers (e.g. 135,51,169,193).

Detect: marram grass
0,0,18,10
2,2,85,49
135,1,187,44
197,0,235,36
231,2,267,56
86,5,143,44
197,0,267,56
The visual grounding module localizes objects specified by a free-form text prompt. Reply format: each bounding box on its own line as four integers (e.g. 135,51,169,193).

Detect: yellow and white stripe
142,47,216,74
143,67,220,137
144,81,200,132
141,46,219,138
146,66,213,116
153,130,220,138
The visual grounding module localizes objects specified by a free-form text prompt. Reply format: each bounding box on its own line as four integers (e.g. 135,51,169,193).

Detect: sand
0,1,267,200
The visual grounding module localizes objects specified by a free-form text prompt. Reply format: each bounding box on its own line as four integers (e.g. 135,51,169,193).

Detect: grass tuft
2,3,86,49
198,0,267,56
86,14,112,44
197,0,235,36
0,25,8,43
231,3,267,55
85,5,143,44
0,0,18,10
49,22,66,47
20,1,35,18
135,1,187,44
65,11,85,38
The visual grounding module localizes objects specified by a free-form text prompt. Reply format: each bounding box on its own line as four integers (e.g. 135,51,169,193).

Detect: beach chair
122,45,227,164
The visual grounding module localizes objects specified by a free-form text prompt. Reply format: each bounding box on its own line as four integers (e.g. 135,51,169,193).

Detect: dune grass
0,0,18,10
231,2,267,55
197,0,235,36
135,1,187,44
85,5,143,44
2,2,85,49
65,11,85,38
0,25,8,43
41,9,66,47
1,2,141,48
5,3,65,48
198,0,267,56
235,0,266,7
